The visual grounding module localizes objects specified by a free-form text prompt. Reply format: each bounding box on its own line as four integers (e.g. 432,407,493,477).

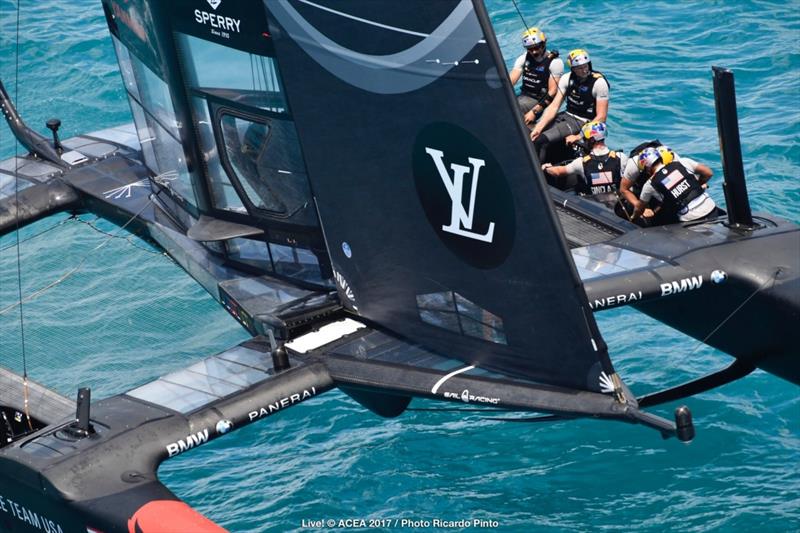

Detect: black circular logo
413,123,515,269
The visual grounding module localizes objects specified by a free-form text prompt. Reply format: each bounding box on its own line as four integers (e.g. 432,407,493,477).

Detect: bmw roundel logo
216,419,233,435
711,270,728,284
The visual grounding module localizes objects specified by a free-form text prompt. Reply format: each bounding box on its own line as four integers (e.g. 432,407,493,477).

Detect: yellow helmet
567,49,591,67
656,145,674,165
522,28,546,49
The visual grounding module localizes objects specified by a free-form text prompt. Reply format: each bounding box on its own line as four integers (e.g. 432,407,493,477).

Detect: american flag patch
660,169,684,190
591,171,614,185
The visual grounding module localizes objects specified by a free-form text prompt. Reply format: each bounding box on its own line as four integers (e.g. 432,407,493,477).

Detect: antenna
59,388,95,439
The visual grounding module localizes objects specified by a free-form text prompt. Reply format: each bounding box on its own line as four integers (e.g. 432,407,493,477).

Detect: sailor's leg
517,94,537,114
534,113,577,163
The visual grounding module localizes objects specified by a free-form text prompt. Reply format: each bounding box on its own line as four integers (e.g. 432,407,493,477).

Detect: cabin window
223,238,327,285
177,33,287,113
226,238,273,272
191,98,247,213
218,114,284,213
269,243,325,284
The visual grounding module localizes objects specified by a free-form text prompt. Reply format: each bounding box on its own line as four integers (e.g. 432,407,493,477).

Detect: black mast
712,66,755,229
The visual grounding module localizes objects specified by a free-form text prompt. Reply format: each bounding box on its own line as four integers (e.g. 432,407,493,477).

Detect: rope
679,268,781,363
12,0,33,431
0,198,157,316
74,216,165,255
510,0,530,28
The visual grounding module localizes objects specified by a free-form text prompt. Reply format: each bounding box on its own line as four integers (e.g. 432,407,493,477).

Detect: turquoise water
1,1,799,531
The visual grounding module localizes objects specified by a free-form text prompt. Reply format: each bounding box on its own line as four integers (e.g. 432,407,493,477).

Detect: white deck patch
286,318,366,353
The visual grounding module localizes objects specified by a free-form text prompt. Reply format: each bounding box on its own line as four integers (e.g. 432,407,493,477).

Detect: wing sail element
264,0,614,391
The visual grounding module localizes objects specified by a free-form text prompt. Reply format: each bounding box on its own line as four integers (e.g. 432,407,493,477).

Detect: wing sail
264,0,614,391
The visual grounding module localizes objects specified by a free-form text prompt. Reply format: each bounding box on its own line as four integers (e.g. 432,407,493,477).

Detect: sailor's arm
632,183,656,220
524,74,560,124
530,90,564,140
541,163,569,178
593,97,609,123
694,163,713,185
592,78,610,122
509,54,525,86
619,177,639,207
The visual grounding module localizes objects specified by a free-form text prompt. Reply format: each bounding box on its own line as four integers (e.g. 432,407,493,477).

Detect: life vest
521,52,555,100
565,71,608,120
649,161,704,216
579,151,621,195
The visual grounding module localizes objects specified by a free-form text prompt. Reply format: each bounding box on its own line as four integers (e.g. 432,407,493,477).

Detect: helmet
522,28,546,49
581,121,607,142
637,147,662,172
656,145,674,165
567,49,591,68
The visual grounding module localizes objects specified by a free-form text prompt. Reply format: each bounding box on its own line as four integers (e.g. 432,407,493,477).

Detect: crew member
631,147,717,224
508,27,564,124
619,142,713,220
530,48,609,162
541,121,626,194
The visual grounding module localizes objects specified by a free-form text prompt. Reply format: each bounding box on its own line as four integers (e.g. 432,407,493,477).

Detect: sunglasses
527,43,545,51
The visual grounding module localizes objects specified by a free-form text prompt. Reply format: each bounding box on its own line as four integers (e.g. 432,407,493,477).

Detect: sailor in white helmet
508,27,564,125
530,48,609,162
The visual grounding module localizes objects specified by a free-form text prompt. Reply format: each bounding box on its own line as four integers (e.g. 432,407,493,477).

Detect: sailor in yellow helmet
508,27,564,125
619,140,714,224
541,121,627,195
530,48,610,163
628,146,718,225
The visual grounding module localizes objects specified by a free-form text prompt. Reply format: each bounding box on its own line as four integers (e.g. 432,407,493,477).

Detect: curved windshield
219,114,284,213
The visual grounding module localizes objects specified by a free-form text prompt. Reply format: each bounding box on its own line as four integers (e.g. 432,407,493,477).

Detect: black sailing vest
650,161,704,216
579,151,621,195
565,71,607,120
521,53,554,99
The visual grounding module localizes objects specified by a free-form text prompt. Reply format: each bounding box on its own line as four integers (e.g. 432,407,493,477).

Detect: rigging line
12,0,33,431
680,268,780,363
510,0,530,29
0,198,157,316
250,54,256,92
74,216,165,256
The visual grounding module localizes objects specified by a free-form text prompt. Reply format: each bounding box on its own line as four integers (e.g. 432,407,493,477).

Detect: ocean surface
0,1,798,531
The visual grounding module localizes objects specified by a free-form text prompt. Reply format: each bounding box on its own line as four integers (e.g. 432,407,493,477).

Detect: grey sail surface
264,0,613,392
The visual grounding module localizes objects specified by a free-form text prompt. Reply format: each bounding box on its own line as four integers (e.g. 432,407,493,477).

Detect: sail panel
264,0,611,391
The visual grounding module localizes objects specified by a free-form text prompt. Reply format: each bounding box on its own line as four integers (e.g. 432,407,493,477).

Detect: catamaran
0,1,797,530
